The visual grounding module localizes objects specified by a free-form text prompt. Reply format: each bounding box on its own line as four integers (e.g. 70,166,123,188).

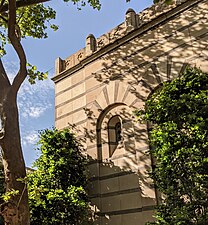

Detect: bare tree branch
0,0,50,13
0,14,7,22
8,0,27,94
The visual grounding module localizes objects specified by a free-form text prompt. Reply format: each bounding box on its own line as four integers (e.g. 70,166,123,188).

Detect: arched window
115,122,122,142
108,115,122,157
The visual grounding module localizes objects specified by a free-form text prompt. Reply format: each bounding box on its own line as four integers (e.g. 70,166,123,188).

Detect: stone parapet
54,0,188,76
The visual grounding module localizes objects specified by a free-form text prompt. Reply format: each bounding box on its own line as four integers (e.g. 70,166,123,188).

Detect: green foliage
16,4,57,39
136,67,208,225
64,0,101,10
0,4,57,55
27,128,89,225
1,189,19,202
0,0,102,43
27,63,48,84
0,0,102,82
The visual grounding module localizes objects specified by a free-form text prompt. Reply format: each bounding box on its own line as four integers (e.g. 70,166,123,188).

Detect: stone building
53,0,208,224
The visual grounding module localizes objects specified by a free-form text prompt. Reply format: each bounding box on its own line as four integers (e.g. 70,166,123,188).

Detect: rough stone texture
53,0,208,224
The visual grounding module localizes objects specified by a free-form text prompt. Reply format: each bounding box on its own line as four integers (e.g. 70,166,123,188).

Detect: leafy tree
137,67,208,225
27,128,89,225
0,0,102,224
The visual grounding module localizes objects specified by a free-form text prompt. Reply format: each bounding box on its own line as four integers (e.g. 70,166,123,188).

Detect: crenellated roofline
53,0,202,83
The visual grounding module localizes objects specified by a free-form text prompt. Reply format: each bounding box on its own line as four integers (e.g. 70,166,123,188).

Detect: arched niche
85,81,146,162
96,103,136,163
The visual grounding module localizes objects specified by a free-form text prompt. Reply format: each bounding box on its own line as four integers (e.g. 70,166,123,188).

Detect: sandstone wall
53,0,208,224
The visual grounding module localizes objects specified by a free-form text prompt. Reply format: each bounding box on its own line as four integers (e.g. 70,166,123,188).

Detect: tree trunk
0,64,30,224
0,0,31,223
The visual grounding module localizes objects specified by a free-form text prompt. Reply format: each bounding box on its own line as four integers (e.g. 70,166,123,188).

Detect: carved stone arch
85,81,142,162
98,103,136,161
86,81,141,124
95,81,139,110
94,103,125,161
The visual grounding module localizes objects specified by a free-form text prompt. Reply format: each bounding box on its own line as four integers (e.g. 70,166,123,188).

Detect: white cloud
22,106,48,118
2,60,54,121
17,72,54,120
22,131,39,146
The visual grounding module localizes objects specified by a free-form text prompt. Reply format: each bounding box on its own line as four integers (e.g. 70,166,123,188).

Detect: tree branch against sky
0,0,50,13
0,0,108,223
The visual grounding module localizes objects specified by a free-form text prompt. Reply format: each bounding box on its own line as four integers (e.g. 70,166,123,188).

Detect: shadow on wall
89,104,157,224
67,1,208,224
93,0,208,90
89,2,208,223
68,101,157,225
87,156,156,225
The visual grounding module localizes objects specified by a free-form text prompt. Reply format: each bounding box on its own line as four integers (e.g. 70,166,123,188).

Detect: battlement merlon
52,0,198,83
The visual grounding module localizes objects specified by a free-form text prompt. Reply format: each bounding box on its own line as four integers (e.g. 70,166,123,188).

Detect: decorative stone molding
55,57,64,75
86,34,97,56
125,8,137,32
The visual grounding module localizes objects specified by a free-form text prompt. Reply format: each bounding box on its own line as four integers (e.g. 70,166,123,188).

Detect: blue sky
2,0,153,167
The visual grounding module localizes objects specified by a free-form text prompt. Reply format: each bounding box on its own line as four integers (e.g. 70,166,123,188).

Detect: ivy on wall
136,67,208,225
